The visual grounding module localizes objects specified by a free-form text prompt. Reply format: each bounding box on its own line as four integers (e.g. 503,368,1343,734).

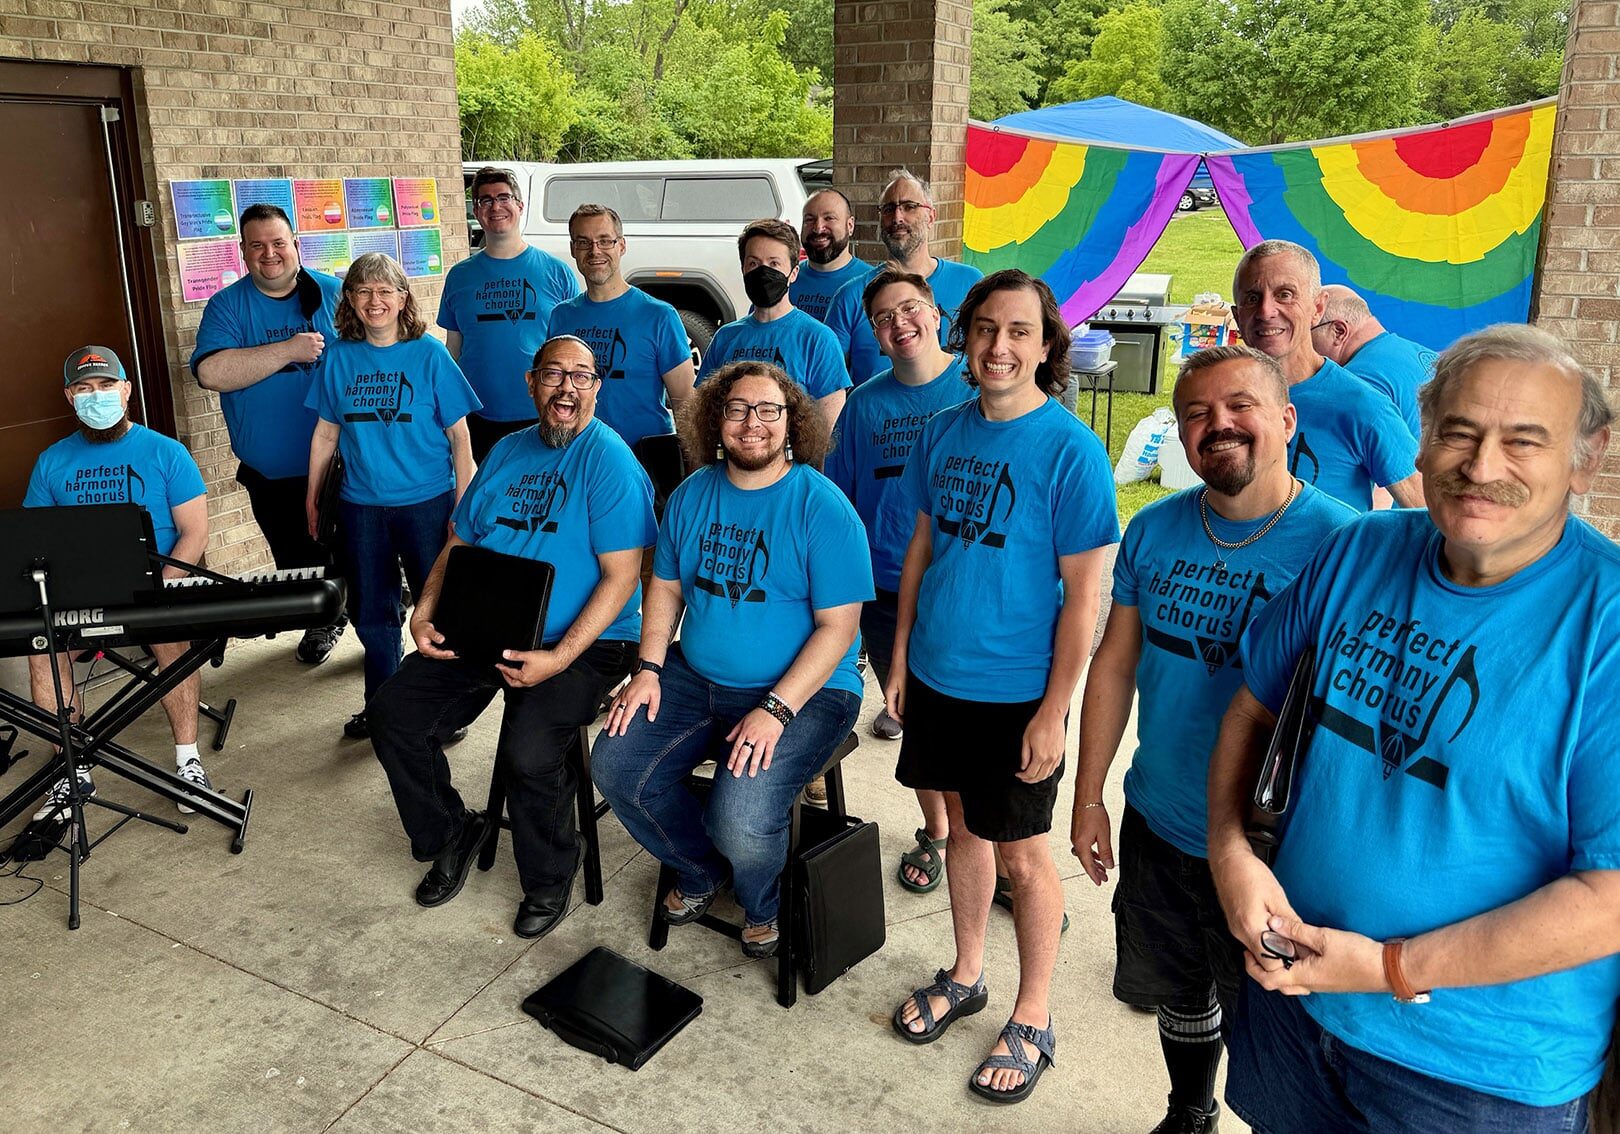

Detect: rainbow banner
963,124,1200,324
1206,99,1556,352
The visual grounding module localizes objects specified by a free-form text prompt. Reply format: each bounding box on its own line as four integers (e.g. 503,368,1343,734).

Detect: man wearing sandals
1209,325,1620,1132
1071,346,1354,1133
594,361,871,958
885,271,1117,1103
824,267,972,893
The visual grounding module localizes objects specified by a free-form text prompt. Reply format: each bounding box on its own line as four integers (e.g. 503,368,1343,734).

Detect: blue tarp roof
991,96,1244,152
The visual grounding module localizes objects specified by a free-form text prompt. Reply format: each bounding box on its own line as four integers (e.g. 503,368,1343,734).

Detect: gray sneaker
871,708,903,740
32,770,94,821
175,759,213,814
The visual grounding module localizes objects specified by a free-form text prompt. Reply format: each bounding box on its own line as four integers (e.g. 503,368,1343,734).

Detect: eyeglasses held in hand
570,236,620,252
871,298,932,330
530,367,600,389
474,193,517,209
721,400,788,422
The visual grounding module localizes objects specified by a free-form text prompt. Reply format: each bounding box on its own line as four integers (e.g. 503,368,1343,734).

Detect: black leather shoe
513,871,576,940
414,811,492,908
1150,1099,1219,1134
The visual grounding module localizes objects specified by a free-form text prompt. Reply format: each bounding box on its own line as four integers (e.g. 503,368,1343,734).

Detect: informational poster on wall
298,232,352,276
350,229,401,261
233,178,296,218
398,228,443,278
177,240,244,302
392,178,440,227
171,179,237,240
344,178,394,229
293,179,347,232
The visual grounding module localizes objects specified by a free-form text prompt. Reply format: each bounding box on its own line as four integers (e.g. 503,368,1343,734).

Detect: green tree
1048,1,1167,107
1161,0,1428,143
454,31,578,160
782,0,833,84
1013,0,1111,104
970,0,1042,119
1420,0,1566,119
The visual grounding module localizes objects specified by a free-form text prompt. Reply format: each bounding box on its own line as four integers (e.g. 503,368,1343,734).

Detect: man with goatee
790,188,871,323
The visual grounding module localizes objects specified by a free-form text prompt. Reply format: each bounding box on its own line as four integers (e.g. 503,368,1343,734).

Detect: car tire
679,309,717,372
1177,191,1198,213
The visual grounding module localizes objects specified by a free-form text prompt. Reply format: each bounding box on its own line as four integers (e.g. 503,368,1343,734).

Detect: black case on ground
522,947,702,1071
794,808,885,996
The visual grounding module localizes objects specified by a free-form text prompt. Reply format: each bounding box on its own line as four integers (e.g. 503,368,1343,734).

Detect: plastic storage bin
1070,329,1115,371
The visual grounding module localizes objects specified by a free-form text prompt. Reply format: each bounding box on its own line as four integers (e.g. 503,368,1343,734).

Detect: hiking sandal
891,968,988,1044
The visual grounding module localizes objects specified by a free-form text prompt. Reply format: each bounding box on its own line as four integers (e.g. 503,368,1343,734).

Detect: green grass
1089,210,1247,528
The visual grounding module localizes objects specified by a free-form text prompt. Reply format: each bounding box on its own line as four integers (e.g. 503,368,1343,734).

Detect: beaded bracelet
759,691,795,727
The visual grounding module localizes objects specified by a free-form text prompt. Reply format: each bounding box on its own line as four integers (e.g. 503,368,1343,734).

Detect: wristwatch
1382,938,1430,1004
633,658,663,677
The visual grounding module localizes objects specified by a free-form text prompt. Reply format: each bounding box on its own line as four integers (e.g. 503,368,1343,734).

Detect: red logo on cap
78,353,108,369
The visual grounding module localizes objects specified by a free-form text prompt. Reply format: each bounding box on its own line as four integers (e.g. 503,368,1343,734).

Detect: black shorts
1112,803,1241,1018
894,670,1062,843
859,589,899,688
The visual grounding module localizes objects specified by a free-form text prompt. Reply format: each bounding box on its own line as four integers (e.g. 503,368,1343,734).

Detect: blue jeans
339,492,453,702
1227,980,1590,1134
592,647,860,924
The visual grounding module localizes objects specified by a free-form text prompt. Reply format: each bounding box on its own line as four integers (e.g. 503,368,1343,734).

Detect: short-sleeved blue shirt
26,424,207,556
189,270,342,479
546,287,689,447
437,246,580,422
654,462,874,695
789,257,872,323
450,419,656,645
1286,358,1418,512
1240,509,1620,1107
306,337,482,507
695,308,850,400
1343,330,1435,439
1111,484,1354,856
824,357,974,591
901,398,1119,701
825,259,983,386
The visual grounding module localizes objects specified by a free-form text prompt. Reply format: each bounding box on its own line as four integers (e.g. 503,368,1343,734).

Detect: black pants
368,640,634,896
236,462,329,570
467,414,535,464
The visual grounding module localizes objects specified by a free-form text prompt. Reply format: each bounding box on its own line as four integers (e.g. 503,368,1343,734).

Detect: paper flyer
392,178,440,227
179,239,244,302
171,179,237,240
398,227,444,278
293,178,347,232
349,229,401,263
233,178,295,220
297,232,352,276
344,178,395,229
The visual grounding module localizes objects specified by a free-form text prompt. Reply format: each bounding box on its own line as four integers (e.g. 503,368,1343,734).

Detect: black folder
432,545,554,667
522,947,703,1070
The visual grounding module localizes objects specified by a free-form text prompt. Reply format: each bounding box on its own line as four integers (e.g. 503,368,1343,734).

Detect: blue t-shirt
546,287,689,447
437,246,581,422
695,308,850,400
1344,330,1435,439
825,259,983,386
25,424,207,557
1286,358,1417,512
824,357,974,591
306,337,482,507
1241,510,1620,1107
901,398,1119,701
189,270,342,479
654,462,874,696
789,257,872,323
450,419,656,646
1112,484,1354,857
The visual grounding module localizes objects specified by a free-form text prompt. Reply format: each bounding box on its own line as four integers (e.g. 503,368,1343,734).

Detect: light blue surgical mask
73,389,126,430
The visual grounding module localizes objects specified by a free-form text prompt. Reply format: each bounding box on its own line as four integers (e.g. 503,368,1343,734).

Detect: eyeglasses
530,366,599,389
1310,320,1342,332
721,400,787,423
350,286,400,301
878,199,932,217
569,236,620,252
473,192,518,209
871,298,933,330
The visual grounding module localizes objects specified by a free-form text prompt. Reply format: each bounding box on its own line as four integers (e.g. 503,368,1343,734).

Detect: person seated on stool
368,334,655,939
593,360,873,959
25,345,213,819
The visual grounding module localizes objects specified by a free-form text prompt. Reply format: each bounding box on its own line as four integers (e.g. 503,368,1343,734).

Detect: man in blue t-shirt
695,218,851,433
887,271,1117,1105
1072,345,1354,1132
1207,325,1620,1133
439,167,581,461
26,346,215,819
823,169,983,386
1233,241,1422,513
368,334,656,941
192,202,346,664
789,188,871,323
1313,283,1435,439
546,203,695,451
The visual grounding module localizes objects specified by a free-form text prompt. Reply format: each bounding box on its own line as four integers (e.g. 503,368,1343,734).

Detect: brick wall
0,0,466,573
1535,0,1620,541
831,0,972,261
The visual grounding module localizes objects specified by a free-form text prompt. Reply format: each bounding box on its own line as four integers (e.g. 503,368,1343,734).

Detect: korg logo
52,607,106,628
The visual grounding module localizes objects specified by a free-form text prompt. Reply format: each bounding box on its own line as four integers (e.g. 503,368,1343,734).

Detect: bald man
1310,285,1435,439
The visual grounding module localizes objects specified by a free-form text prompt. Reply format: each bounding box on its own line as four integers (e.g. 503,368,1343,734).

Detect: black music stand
0,505,186,929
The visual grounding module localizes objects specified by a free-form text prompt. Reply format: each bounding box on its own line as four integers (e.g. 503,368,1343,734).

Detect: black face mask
743,264,790,308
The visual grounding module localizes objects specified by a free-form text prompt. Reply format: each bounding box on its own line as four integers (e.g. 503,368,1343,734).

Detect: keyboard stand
80,643,238,751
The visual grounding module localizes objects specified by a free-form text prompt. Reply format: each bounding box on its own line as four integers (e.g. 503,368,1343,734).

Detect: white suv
462,158,832,358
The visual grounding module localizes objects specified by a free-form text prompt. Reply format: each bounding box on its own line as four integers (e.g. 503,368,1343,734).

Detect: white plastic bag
1113,407,1176,484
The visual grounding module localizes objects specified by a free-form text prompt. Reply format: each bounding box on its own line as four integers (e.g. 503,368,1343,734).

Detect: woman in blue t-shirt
305,253,481,738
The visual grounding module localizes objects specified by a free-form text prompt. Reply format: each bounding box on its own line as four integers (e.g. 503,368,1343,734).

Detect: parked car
462,158,833,364
1177,164,1220,212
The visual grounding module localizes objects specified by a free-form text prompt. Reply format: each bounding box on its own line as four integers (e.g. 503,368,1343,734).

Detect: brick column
1534,0,1620,542
831,0,973,261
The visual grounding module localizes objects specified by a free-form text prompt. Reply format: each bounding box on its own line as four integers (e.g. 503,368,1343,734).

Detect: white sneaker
871,708,904,741
32,771,95,822
175,759,213,814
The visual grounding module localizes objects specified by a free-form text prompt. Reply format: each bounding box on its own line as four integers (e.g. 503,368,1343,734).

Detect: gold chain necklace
1199,478,1299,571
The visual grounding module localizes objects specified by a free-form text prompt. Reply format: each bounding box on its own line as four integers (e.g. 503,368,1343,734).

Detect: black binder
522,947,703,1070
1247,646,1318,866
795,808,885,995
433,545,554,667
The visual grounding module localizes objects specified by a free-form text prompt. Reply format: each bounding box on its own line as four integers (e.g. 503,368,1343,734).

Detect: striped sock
1158,993,1222,1113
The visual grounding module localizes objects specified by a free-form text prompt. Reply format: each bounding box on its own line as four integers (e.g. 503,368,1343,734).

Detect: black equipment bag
1247,646,1318,866
314,449,344,549
522,947,702,1071
794,808,885,995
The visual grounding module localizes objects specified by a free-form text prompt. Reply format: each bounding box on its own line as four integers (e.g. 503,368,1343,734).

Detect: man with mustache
1233,241,1423,513
824,169,983,386
789,188,871,323
367,334,655,940
1071,346,1354,1133
1207,324,1620,1133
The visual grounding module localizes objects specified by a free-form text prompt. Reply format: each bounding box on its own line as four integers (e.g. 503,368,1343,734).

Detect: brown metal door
0,98,148,506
